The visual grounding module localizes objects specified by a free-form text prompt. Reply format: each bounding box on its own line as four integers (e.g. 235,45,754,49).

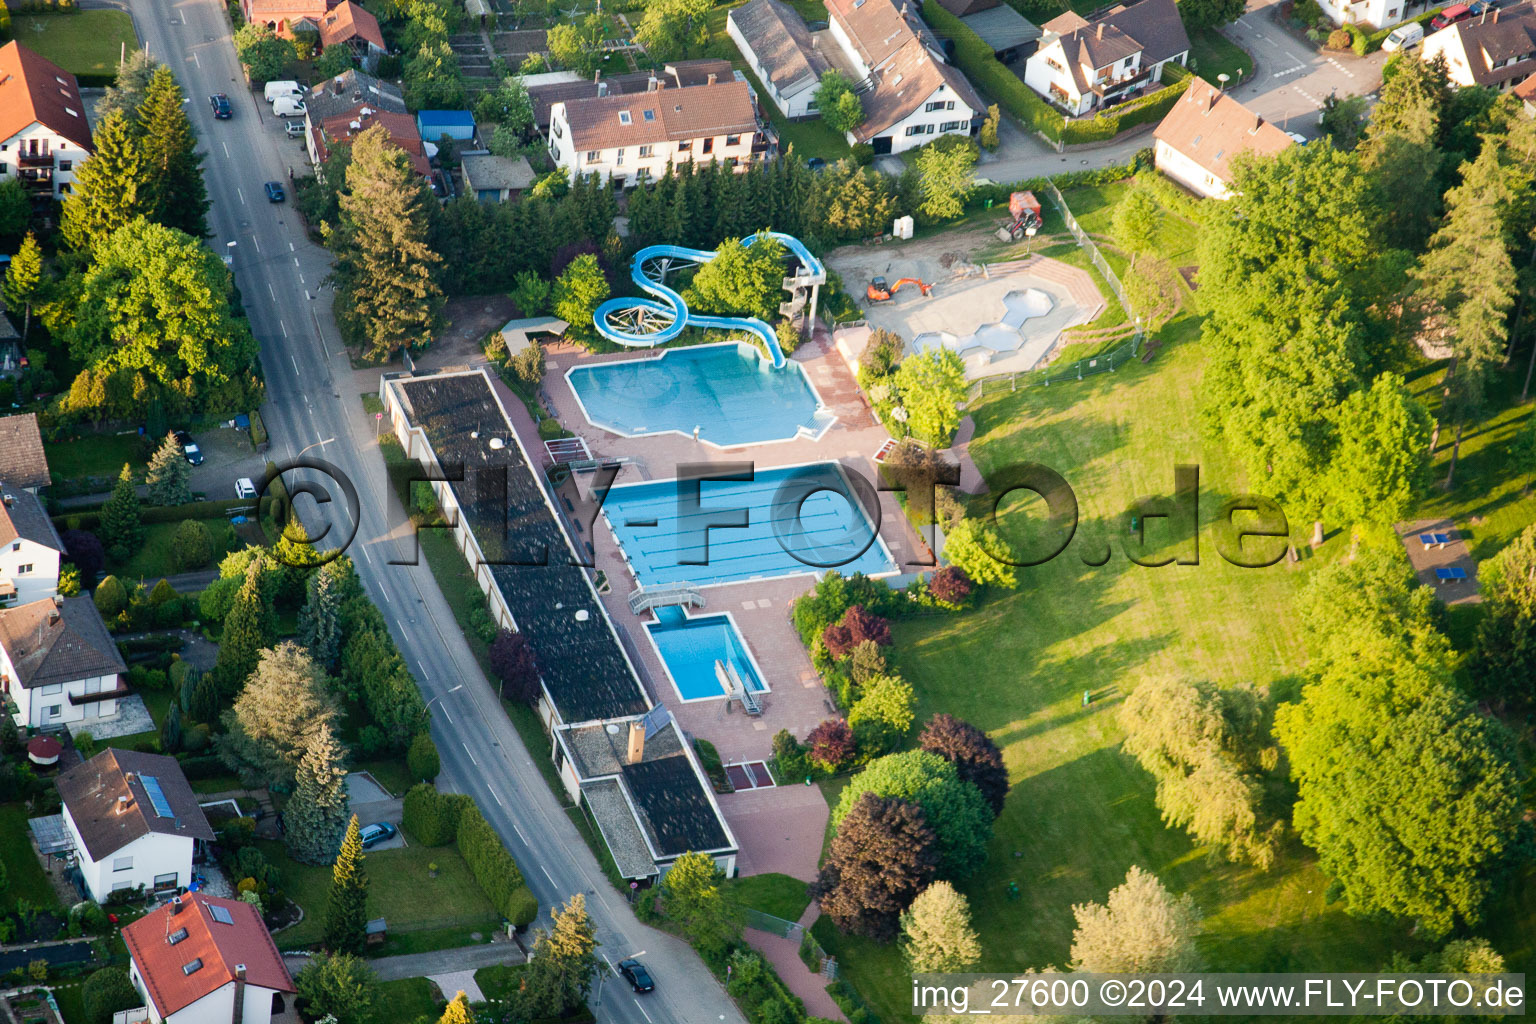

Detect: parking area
186,424,268,500
346,772,407,850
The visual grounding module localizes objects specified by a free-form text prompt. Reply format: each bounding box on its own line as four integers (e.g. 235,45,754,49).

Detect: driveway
186,424,268,500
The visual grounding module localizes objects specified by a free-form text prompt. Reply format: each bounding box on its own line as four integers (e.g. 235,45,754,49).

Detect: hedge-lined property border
1345,5,1445,52
403,784,541,927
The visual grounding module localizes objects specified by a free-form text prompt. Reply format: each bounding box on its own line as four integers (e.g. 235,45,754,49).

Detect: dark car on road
174,430,203,466
265,181,286,203
209,94,232,119
358,822,396,848
618,960,654,993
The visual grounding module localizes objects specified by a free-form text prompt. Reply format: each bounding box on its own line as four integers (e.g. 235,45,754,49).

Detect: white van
273,97,307,117
235,477,257,500
1381,21,1423,51
263,80,303,102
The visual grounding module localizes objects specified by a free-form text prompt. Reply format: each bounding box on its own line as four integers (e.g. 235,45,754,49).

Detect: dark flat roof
394,372,648,724
622,755,731,856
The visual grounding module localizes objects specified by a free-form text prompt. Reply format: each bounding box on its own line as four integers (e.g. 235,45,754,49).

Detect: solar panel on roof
641,704,672,739
141,775,174,818
208,904,235,925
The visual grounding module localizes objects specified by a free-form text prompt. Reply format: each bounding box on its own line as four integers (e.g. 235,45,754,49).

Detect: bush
94,575,127,617
402,783,458,846
407,732,440,782
927,566,973,607
456,803,537,923
82,967,139,1024
771,728,815,783
1326,27,1351,47
173,519,214,571
505,885,539,926
821,605,892,660
807,719,856,771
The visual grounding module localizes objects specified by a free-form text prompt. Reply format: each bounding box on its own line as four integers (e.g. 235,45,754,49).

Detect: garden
10,9,138,84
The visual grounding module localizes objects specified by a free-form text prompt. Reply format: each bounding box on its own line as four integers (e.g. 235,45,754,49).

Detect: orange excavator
866,276,934,302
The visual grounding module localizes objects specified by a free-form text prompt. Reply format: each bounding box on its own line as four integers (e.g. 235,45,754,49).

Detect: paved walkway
429,970,485,1003
743,907,845,1023
369,942,524,982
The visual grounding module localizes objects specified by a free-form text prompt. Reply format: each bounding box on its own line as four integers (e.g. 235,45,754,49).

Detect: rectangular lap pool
565,342,834,448
603,462,897,588
646,606,769,702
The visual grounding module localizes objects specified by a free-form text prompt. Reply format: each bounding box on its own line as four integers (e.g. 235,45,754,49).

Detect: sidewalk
743,906,845,1023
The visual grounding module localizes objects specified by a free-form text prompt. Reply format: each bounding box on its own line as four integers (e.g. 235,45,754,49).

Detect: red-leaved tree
821,605,893,660
807,718,856,771
490,629,541,704
928,566,973,606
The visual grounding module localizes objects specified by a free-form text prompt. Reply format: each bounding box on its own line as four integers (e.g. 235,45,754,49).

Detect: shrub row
1352,7,1443,52
923,0,1065,141
57,498,252,533
1059,76,1193,145
403,784,540,926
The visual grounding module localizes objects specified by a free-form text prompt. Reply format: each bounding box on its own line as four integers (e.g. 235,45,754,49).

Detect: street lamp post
422,684,465,724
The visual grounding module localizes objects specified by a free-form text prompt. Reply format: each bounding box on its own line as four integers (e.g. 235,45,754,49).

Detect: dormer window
643,109,655,121
168,928,189,945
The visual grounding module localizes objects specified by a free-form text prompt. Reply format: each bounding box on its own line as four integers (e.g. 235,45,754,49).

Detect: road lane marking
491,789,504,807
360,545,373,565
380,588,390,603
463,742,479,766
541,865,555,885
299,273,305,284
280,320,288,337
513,823,528,844
191,52,199,67
635,1001,653,1023
290,242,295,251
290,354,299,374
294,256,301,266
252,236,260,252
222,141,229,158
237,187,245,205
441,705,454,725
268,282,277,301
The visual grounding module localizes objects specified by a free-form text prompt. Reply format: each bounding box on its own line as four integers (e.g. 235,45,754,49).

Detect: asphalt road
125,3,748,1021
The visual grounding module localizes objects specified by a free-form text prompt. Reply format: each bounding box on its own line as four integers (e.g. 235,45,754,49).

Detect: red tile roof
123,895,294,1019
1153,76,1293,185
316,106,431,177
557,79,757,152
0,41,92,152
317,1,386,52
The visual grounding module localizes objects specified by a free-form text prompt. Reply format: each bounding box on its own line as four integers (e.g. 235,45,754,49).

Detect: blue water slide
592,232,825,370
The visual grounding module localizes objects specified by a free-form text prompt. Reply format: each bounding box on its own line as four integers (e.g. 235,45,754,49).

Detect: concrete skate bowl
914,288,1055,365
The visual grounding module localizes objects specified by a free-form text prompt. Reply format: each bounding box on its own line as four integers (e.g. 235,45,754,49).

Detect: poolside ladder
628,583,705,615
715,659,763,715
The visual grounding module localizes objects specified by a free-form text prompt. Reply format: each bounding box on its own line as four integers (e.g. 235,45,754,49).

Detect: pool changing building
380,368,738,882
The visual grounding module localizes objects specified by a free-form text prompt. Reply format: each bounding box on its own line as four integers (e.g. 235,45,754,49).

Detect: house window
111,880,134,892
925,100,944,112
58,160,70,171
702,137,714,154
615,148,625,165
1047,56,1064,72
168,927,189,945
619,111,632,124
726,134,740,145
9,542,17,550
552,122,563,138
16,564,31,574
906,125,925,136
585,150,599,163
182,959,203,976
113,856,133,872
926,124,935,133
47,705,61,718
42,683,62,695
154,873,179,890
638,144,653,157
678,140,691,151
643,109,655,121
940,120,964,131
209,904,235,924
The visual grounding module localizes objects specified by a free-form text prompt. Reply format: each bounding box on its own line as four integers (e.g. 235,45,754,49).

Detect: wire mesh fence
742,907,803,940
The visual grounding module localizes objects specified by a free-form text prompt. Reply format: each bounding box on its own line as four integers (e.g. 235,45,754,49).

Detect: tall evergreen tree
1070,866,1202,973
299,559,346,670
97,50,162,122
213,558,276,695
523,894,598,1019
146,432,192,506
159,701,183,753
3,233,44,341
99,464,143,563
60,111,149,254
331,126,445,361
1471,523,1536,706
136,66,209,239
218,641,338,789
437,992,476,1024
286,723,351,864
324,815,370,954
900,881,981,973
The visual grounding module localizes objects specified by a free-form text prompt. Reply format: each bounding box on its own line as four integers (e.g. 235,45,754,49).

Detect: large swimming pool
646,606,769,702
565,343,834,448
603,462,897,588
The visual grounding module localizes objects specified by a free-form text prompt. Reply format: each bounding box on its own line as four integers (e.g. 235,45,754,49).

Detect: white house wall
62,811,193,902
1153,138,1229,199
7,669,121,730
856,86,979,153
0,123,88,199
0,536,61,607
549,106,758,187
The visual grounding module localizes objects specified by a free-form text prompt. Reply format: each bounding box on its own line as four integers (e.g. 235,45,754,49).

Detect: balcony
17,169,53,191
17,152,53,167
1090,64,1151,98
69,680,131,706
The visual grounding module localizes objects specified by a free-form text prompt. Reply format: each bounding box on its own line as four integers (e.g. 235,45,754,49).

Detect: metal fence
966,178,1144,401
743,908,802,940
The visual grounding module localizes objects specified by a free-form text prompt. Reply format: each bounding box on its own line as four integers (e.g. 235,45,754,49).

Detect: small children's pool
646,606,769,702
565,342,833,448
603,462,897,588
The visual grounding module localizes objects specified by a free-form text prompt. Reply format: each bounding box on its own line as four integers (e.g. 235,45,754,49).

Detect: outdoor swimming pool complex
646,606,769,702
565,343,834,448
603,462,897,588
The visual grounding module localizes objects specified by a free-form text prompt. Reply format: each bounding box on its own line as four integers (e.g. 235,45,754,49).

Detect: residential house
56,749,215,901
1,595,127,730
461,153,536,201
1023,0,1190,116
240,0,325,35
1515,68,1536,110
379,369,738,882
302,69,406,167
310,1,387,68
0,486,62,607
1421,2,1536,91
310,106,431,180
0,41,93,200
526,60,738,133
1316,0,1425,30
548,76,763,186
727,0,832,118
1152,77,1293,199
955,2,1042,63
0,413,49,493
823,0,985,153
123,894,295,1024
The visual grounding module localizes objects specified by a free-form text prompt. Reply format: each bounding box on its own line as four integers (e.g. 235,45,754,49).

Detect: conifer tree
146,432,192,506
3,233,44,341
324,815,370,954
437,992,475,1024
900,881,981,973
299,560,345,670
136,66,210,238
523,894,598,1018
99,464,143,563
160,701,183,753
60,111,149,254
213,558,275,695
286,723,351,865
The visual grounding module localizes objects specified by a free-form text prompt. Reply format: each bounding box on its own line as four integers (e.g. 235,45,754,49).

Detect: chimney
647,73,658,91
1,493,12,507
627,720,645,764
1097,22,1104,37
707,72,718,85
593,69,601,84
48,608,60,625
170,895,184,915
231,964,247,1024
116,795,130,814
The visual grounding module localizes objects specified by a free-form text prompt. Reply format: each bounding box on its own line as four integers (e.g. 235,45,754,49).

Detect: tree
332,126,445,361
546,20,601,76
489,629,541,703
815,72,863,134
821,604,892,659
551,253,609,339
848,674,916,755
832,750,993,879
438,992,476,1024
474,77,534,137
523,894,599,1018
941,518,1017,589
172,519,213,571
1328,372,1432,529
3,233,43,341
299,560,347,670
901,881,981,973
0,179,27,245
325,815,370,954
94,574,128,617
894,348,967,446
233,23,296,84
1120,678,1282,868
1070,866,1202,973
814,793,940,940
1471,524,1536,706
404,38,467,110
63,530,104,586
66,219,263,418
136,67,209,239
60,112,149,254
285,723,352,864
684,235,787,322
660,851,742,957
979,104,1001,151
510,269,550,317
296,952,377,1023
97,50,162,122
219,641,339,789
408,731,441,782
927,565,972,606
1112,185,1161,262
82,967,140,1024
158,700,183,753
99,464,143,563
212,558,276,696
315,44,355,79
1319,92,1369,151
1176,0,1244,29
633,0,710,61
919,714,1008,817
146,432,192,506
807,718,856,771
914,137,976,222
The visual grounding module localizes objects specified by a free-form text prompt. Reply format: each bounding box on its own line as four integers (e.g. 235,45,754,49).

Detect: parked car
617,960,654,993
272,97,306,118
359,822,397,848
1381,20,1425,49
174,430,204,465
284,120,306,138
209,94,232,119
263,79,304,102
235,477,257,500
1468,0,1506,14
1430,3,1471,29
265,181,286,203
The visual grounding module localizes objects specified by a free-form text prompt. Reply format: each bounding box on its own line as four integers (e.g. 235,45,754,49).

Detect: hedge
402,783,460,846
56,498,252,531
922,0,1065,141
1059,75,1193,145
455,801,540,926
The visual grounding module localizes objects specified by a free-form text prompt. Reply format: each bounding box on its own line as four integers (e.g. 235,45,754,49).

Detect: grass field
12,11,137,80
727,872,812,922
257,840,500,951
113,518,239,581
0,804,59,911
1190,28,1255,83
45,434,146,487
373,978,444,1024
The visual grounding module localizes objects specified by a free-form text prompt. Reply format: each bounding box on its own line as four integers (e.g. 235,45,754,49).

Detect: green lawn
112,518,238,582
0,804,58,911
737,64,852,163
1190,28,1255,83
45,433,147,488
372,978,444,1024
474,963,527,1004
13,11,137,80
727,873,812,922
354,757,419,798
53,981,87,1024
257,840,501,951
